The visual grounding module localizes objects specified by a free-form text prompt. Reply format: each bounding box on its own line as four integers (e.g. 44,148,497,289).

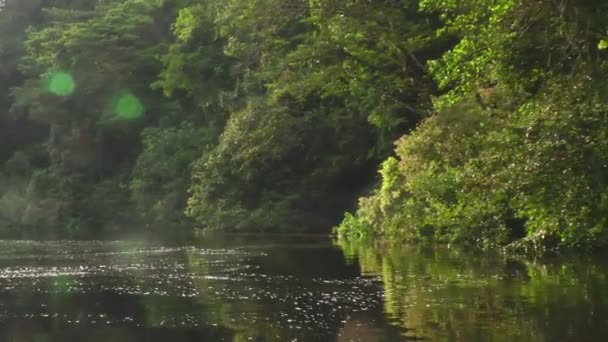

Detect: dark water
0,236,606,341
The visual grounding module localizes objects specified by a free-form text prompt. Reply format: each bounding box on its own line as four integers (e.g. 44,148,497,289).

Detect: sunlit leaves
340,0,608,253
173,5,201,42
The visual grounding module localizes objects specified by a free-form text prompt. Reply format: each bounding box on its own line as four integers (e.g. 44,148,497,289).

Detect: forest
1,0,607,253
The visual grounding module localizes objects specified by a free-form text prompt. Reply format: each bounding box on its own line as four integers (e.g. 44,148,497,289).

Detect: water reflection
337,239,608,341
0,238,607,341
0,239,390,341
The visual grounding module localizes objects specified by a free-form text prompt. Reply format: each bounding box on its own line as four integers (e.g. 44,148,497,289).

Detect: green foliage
154,2,236,107
3,0,608,253
1,0,441,238
341,81,608,252
186,100,370,232
183,0,438,232
265,0,440,149
16,0,165,127
337,101,513,246
131,122,212,229
1,0,174,238
339,0,608,253
420,0,608,106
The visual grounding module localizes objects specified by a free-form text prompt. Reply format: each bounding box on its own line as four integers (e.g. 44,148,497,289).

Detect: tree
7,0,175,237
338,0,608,253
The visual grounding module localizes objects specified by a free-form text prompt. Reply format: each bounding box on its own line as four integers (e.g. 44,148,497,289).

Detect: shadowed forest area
1,0,608,254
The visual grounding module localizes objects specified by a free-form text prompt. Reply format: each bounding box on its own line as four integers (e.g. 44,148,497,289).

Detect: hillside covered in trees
1,0,607,253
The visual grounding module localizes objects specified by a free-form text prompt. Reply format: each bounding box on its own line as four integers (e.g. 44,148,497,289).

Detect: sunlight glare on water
0,238,607,342
0,239,389,341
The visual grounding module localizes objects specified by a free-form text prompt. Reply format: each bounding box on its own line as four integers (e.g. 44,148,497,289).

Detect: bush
339,77,608,252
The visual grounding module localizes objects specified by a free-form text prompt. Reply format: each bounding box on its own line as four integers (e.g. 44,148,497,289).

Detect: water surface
0,236,606,341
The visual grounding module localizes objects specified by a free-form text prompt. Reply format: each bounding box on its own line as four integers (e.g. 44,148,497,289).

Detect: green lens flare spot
114,92,144,119
45,71,75,96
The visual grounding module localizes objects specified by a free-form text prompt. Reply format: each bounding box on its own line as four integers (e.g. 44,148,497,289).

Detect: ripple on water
0,240,387,338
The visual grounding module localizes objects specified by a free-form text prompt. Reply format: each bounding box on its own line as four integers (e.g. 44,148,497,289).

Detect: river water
0,236,606,341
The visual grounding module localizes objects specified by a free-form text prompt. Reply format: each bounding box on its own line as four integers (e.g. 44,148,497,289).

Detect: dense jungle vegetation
0,0,607,252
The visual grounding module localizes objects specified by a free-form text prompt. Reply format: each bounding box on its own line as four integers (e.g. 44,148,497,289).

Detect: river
0,236,606,341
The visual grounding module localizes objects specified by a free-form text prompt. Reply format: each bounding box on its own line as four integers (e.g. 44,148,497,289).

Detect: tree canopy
1,0,607,253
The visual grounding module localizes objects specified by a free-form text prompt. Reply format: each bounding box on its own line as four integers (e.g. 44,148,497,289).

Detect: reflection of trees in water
336,239,608,341
183,247,347,342
0,242,349,342
1,325,233,342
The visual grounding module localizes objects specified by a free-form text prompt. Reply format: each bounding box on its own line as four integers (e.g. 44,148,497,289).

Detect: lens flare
114,92,144,119
45,71,75,96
